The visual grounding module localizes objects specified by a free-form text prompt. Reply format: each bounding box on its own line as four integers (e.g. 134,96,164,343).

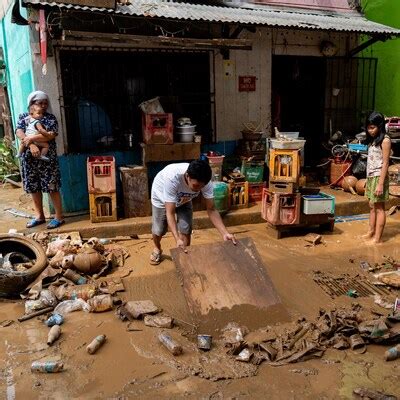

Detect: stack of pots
175,117,196,143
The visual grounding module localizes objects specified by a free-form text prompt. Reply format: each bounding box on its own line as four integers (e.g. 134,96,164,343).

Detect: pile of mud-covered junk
1,232,400,376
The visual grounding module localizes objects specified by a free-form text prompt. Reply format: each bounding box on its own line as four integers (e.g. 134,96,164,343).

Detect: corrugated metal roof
23,0,400,36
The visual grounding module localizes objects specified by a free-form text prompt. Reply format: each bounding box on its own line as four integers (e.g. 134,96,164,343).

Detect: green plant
0,137,20,180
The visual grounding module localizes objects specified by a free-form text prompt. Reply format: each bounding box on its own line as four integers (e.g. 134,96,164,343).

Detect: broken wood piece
125,300,159,319
18,306,54,322
144,315,173,329
304,233,322,246
387,205,399,216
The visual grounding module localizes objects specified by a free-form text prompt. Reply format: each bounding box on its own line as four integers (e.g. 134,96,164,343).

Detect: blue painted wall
0,6,33,128
52,140,239,214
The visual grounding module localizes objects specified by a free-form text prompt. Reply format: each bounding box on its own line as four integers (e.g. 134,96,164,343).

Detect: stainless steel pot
175,125,196,134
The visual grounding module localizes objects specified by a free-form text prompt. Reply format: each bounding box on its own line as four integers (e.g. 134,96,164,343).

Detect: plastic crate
241,160,264,183
302,192,335,215
261,188,301,225
228,181,249,209
87,156,116,194
248,182,266,203
89,192,117,223
142,113,173,144
269,149,300,183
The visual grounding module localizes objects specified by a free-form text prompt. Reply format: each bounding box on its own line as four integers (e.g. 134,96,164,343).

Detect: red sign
239,76,256,92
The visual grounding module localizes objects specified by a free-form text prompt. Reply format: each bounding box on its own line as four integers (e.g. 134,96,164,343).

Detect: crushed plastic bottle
45,313,64,327
39,289,58,307
54,299,91,316
31,361,64,373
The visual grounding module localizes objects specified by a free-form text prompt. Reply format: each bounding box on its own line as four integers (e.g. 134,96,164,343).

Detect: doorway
272,56,326,166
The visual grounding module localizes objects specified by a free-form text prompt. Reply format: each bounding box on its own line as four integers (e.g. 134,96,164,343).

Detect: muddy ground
1,192,400,399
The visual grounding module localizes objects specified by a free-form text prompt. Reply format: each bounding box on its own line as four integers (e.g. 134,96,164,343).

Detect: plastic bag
46,239,71,257
352,155,367,178
25,299,47,315
54,299,91,315
39,289,58,307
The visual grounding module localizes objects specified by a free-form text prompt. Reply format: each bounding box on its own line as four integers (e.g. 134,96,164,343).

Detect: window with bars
59,49,215,153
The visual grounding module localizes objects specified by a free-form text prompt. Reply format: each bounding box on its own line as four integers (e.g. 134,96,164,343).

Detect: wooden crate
228,181,249,209
89,192,117,223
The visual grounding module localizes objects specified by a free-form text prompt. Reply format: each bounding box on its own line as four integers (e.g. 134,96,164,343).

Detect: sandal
26,218,46,228
150,250,162,265
46,219,65,229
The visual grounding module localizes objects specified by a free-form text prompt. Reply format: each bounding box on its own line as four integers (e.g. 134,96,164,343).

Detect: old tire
0,234,48,297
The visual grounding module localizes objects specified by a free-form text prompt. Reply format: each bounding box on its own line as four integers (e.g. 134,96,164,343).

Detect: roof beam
346,34,389,57
61,30,253,50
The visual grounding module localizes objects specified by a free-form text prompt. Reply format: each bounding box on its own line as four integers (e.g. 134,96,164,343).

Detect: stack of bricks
87,156,117,223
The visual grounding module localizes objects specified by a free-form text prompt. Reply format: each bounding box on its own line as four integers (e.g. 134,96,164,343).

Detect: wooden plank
141,143,200,163
171,238,282,316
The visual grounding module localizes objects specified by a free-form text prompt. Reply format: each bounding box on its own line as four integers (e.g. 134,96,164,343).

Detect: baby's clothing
25,118,42,136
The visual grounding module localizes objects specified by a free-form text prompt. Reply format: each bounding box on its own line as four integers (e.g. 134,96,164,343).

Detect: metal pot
176,132,196,143
175,125,196,134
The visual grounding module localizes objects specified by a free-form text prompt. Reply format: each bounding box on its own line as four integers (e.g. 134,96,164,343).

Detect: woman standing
363,111,391,244
15,90,64,229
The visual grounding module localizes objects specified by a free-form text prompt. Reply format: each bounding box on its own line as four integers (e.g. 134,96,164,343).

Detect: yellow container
228,181,249,209
89,192,117,223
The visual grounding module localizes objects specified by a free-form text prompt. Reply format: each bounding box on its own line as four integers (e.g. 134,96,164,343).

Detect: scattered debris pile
220,304,400,367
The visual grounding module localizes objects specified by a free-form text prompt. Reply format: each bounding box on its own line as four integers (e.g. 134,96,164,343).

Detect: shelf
141,142,201,164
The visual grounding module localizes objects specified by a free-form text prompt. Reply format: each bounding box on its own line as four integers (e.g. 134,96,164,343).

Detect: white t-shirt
151,163,214,208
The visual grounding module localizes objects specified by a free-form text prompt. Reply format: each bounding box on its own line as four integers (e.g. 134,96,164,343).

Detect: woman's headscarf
27,90,50,108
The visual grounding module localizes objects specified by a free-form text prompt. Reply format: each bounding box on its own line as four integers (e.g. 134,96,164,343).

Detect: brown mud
1,213,400,398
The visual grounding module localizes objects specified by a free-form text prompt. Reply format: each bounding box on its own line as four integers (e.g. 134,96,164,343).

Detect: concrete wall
0,6,34,129
361,0,400,116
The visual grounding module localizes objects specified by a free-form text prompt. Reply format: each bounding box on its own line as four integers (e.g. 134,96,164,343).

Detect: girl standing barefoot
363,111,391,244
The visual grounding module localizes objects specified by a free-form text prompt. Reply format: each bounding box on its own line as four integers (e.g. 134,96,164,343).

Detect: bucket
213,182,229,213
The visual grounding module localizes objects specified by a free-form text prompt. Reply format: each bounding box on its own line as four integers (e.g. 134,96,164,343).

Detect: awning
23,0,400,37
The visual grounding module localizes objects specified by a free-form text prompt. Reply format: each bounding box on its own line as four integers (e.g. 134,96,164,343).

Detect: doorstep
27,188,400,239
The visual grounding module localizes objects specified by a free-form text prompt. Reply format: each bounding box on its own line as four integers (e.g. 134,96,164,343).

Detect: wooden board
171,238,282,316
120,166,151,217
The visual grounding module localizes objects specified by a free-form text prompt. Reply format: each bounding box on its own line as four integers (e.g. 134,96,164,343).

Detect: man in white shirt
150,159,236,264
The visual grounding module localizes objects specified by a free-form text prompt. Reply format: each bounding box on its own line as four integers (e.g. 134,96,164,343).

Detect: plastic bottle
384,344,400,361
47,325,61,345
54,299,91,316
45,313,64,327
87,334,106,354
63,269,87,285
158,332,183,356
87,294,113,313
31,361,64,373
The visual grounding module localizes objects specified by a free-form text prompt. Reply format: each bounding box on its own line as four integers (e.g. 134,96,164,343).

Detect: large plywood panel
171,238,282,316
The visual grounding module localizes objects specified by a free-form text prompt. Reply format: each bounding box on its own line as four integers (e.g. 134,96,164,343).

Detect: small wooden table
140,143,201,165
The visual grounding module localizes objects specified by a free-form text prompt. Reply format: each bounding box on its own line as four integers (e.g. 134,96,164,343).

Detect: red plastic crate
87,156,116,194
248,182,266,203
261,188,300,225
142,113,173,144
